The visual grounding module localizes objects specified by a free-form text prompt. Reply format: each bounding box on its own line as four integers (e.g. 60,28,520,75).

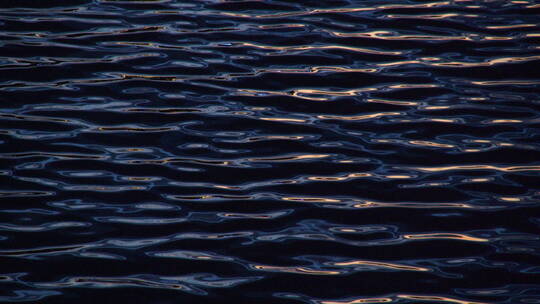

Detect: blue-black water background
1,0,540,303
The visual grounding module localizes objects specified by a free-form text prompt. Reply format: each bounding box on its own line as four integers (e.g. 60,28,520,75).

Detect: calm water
1,0,540,303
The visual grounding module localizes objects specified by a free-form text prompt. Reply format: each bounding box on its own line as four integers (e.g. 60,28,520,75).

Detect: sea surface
1,0,540,303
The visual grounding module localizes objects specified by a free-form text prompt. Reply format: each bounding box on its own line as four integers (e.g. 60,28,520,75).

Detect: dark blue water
1,0,540,303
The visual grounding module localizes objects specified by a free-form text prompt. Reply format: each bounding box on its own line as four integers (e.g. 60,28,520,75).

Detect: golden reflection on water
236,42,401,55
220,1,452,19
321,298,392,304
246,135,307,142
487,119,523,123
318,112,403,121
397,294,488,304
499,197,520,202
282,197,343,203
377,55,540,68
408,140,455,148
307,173,373,181
374,139,455,149
330,260,430,272
383,175,413,179
319,294,488,304
471,80,540,86
259,117,308,123
248,154,330,162
352,201,475,209
251,265,342,275
326,30,481,41
237,84,439,101
403,233,489,242
385,13,478,20
366,99,419,106
257,66,379,75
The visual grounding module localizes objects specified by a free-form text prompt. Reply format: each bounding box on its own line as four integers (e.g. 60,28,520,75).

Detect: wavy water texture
0,0,539,303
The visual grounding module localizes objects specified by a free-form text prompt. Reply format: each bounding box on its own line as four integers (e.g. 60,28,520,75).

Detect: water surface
1,0,540,303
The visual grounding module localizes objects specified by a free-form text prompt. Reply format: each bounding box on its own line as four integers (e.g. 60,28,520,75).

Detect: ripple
1,0,539,302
